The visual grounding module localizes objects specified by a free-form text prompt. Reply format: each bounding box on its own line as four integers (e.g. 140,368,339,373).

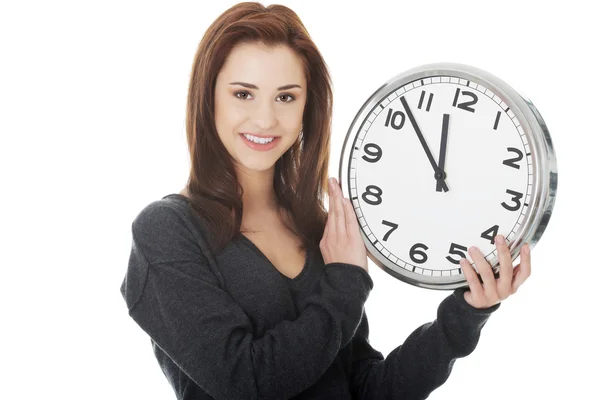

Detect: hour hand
436,114,450,192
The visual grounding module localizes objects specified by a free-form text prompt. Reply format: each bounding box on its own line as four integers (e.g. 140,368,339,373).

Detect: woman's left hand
460,234,531,309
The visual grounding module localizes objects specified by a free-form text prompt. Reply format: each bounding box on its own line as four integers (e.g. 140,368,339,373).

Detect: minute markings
359,85,527,274
375,221,503,265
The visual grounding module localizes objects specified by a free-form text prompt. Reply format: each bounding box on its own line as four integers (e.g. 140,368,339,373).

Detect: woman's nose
252,100,277,131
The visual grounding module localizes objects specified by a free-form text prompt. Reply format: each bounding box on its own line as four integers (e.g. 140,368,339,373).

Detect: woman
120,2,532,399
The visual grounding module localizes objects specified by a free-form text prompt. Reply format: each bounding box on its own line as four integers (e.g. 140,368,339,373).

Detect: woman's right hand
320,177,369,272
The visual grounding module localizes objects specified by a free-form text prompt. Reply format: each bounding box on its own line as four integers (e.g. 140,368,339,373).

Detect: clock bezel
338,62,558,290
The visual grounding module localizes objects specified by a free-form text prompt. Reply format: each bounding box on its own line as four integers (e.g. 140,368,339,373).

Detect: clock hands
436,114,450,192
400,96,449,192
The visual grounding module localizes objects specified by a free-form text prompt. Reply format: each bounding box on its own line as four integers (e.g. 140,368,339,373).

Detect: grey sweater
120,193,500,400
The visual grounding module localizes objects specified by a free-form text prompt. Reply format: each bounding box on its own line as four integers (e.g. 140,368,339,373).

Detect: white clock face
347,76,533,280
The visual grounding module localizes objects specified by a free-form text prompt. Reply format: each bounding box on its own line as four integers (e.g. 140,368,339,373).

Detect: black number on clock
481,224,500,245
362,143,382,163
381,220,398,241
502,147,523,169
446,243,468,264
493,111,501,130
501,189,523,211
452,88,478,113
384,108,406,130
410,243,428,264
446,226,501,264
418,91,434,111
361,185,382,205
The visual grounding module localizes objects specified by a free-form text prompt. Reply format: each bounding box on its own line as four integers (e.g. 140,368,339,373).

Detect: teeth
243,133,275,144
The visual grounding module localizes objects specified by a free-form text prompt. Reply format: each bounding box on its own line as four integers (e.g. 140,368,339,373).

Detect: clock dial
347,76,533,281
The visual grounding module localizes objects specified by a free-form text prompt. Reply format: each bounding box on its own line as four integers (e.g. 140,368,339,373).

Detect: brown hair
181,2,333,255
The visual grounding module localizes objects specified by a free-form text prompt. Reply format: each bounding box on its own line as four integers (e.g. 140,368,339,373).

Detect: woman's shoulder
133,193,192,231
130,193,212,264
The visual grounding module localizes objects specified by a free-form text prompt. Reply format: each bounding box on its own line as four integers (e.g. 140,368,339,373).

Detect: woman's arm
348,289,500,399
120,202,373,400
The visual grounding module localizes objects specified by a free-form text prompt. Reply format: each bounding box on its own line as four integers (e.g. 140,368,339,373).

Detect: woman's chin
235,156,278,173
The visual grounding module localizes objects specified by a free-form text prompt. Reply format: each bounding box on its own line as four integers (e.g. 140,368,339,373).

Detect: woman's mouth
240,133,281,151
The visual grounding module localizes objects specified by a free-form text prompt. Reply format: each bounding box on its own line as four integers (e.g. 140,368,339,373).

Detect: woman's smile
240,132,281,151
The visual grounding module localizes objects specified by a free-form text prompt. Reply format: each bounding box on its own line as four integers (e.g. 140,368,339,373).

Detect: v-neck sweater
120,193,500,400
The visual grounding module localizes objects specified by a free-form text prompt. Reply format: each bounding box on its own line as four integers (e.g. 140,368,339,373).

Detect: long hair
182,2,333,255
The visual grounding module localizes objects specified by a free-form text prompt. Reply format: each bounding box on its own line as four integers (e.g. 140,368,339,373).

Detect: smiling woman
120,2,504,400
214,42,307,167
175,2,333,256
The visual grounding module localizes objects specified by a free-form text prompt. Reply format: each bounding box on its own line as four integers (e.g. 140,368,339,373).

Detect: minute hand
400,96,449,192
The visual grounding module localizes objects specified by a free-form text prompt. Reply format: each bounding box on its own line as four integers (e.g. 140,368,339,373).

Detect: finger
468,246,498,297
333,179,347,238
512,243,531,293
322,210,329,238
460,258,484,301
326,178,336,238
343,197,358,232
495,234,513,299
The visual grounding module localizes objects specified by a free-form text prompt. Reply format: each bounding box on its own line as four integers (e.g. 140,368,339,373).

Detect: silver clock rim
338,62,558,290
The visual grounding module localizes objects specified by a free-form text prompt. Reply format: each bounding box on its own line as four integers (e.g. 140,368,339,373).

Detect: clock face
344,74,534,287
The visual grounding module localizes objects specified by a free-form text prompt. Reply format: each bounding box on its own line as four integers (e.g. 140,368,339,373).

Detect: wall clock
338,63,557,290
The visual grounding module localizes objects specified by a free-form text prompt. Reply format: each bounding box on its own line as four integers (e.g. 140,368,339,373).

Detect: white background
1,0,596,399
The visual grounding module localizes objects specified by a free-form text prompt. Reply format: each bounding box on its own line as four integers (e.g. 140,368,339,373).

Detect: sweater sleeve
119,201,373,400
348,288,500,399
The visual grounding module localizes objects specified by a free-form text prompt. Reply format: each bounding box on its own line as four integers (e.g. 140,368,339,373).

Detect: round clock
338,62,558,290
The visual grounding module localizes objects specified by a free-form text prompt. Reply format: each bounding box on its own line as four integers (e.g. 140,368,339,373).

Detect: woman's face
214,41,307,173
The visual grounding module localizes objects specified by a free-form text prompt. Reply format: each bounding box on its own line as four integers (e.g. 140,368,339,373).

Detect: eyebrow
229,82,302,90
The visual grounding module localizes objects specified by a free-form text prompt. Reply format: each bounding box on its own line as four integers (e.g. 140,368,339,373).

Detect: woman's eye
234,91,251,100
234,91,295,102
278,94,295,103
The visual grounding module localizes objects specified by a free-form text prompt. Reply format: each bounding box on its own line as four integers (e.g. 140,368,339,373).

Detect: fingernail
495,234,505,245
523,243,530,254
